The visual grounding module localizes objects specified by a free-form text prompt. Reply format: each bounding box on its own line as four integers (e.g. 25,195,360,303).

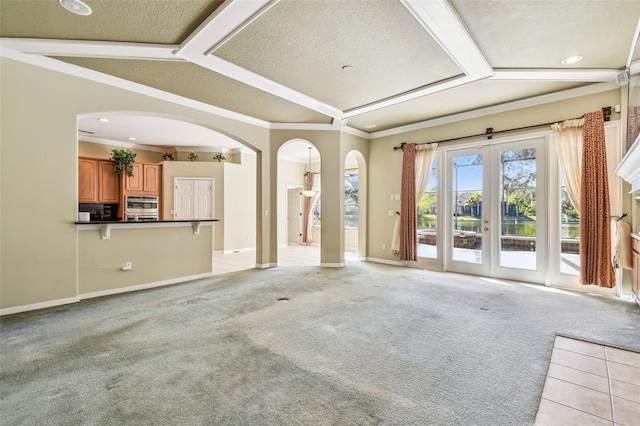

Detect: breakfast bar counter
76,219,219,300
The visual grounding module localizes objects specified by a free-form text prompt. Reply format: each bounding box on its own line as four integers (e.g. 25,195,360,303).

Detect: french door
444,138,547,284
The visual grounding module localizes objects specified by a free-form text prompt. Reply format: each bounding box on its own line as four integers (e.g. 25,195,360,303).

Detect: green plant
213,153,226,161
187,152,199,161
110,149,137,176
161,152,175,160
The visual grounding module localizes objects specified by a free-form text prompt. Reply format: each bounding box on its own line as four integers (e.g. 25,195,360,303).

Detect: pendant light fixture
302,147,318,198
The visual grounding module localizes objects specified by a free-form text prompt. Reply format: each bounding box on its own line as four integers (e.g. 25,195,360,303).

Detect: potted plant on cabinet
110,149,137,176
188,152,199,161
161,152,175,161
213,153,226,162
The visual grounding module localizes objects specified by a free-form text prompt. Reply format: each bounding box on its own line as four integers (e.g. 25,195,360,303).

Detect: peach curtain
400,144,417,261
580,111,615,287
551,119,583,212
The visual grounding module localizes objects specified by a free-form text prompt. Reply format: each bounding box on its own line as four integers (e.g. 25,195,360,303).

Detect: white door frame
442,136,547,284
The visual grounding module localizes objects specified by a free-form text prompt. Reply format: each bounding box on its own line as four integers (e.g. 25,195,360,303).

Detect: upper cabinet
143,164,160,193
78,158,98,202
78,158,119,203
124,163,161,195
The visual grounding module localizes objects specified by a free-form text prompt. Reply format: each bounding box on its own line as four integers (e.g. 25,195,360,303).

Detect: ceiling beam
491,69,620,82
0,38,179,60
401,0,493,78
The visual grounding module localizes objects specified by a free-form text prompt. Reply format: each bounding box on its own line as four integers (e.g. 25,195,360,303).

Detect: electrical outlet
388,211,394,217
382,243,387,250
122,262,132,271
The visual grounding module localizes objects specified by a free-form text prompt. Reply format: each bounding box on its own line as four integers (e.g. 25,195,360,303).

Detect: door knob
484,227,489,231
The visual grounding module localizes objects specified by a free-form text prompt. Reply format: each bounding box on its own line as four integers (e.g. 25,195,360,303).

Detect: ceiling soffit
348,80,591,132
0,0,225,44
55,57,332,124
212,0,461,111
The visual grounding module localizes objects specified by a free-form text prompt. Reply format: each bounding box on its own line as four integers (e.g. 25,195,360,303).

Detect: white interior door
194,180,212,219
287,187,303,244
174,178,213,220
174,179,194,220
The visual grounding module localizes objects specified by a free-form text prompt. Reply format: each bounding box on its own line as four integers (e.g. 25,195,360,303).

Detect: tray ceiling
1,0,638,138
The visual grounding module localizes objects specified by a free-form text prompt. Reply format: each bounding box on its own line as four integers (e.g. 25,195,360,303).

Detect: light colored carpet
1,262,639,425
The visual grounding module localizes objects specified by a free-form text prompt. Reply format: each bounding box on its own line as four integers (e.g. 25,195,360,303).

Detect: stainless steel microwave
125,195,158,211
125,195,158,221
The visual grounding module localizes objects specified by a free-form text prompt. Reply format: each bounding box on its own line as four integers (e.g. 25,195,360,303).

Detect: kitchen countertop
75,219,219,224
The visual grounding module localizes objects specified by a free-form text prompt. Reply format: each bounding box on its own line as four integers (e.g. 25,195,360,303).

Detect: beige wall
270,130,345,265
367,89,623,262
78,225,213,295
161,161,224,249
0,57,270,311
224,152,257,251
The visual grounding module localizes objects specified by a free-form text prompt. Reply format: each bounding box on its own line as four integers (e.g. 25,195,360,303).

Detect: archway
76,111,259,274
277,139,321,266
344,150,367,261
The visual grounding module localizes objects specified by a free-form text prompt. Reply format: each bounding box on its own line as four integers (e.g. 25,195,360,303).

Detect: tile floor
535,336,640,425
213,244,359,274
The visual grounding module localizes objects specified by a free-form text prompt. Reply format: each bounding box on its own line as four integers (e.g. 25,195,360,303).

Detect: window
417,159,438,259
344,172,358,228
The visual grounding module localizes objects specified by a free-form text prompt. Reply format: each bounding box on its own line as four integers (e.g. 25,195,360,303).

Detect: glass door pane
451,153,483,264
499,148,537,270
560,176,580,275
417,159,438,259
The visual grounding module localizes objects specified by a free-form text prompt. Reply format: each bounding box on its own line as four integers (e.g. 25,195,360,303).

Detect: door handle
484,227,489,231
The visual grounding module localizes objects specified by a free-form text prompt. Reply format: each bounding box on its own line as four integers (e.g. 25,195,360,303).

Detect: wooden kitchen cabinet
143,164,160,193
78,158,98,202
78,158,119,203
97,160,120,203
124,162,161,195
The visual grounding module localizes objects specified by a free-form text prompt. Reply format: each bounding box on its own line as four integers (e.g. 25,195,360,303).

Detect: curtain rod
392,106,612,150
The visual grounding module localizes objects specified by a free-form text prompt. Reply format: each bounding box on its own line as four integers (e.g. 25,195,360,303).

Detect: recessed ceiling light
364,124,376,129
127,137,136,141
59,0,92,16
561,55,583,65
342,65,354,72
98,118,109,122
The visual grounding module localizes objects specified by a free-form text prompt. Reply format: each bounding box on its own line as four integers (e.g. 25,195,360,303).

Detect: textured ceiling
213,0,461,111
1,0,639,145
0,0,224,44
451,0,637,69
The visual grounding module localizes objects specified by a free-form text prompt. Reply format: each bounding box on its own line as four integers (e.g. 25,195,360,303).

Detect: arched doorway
277,140,321,266
344,150,367,261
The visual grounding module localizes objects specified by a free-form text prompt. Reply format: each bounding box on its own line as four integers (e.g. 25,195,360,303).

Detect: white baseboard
366,257,404,266
255,263,277,269
79,272,213,300
0,296,79,316
320,263,346,268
